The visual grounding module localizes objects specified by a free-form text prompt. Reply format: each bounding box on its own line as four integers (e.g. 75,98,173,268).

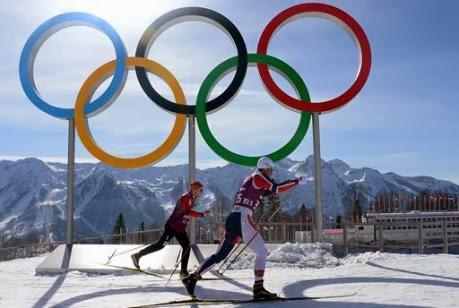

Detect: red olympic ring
257,3,372,113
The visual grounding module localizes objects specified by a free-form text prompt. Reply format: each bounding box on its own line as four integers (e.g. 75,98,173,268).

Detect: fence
76,228,163,245
0,242,56,262
2,221,459,262
199,221,315,244
0,228,163,261
331,220,459,256
373,220,459,254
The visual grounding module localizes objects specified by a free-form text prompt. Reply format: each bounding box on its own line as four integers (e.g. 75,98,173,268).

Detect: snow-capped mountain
1,156,458,241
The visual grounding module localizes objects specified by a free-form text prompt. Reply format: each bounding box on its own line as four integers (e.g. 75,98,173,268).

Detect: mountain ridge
0,156,458,242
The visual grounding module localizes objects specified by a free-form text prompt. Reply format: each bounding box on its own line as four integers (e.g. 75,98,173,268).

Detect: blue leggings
196,212,242,275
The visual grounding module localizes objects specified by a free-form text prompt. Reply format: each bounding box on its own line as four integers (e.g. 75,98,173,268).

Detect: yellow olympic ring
75,57,187,169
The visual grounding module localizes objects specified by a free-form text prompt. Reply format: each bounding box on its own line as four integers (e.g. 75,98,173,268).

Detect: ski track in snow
0,245,458,307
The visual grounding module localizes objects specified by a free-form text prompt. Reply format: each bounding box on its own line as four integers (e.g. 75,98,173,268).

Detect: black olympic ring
135,7,248,115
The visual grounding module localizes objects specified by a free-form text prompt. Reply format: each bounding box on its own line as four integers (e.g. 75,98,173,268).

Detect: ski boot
253,280,278,299
182,273,201,298
131,253,141,269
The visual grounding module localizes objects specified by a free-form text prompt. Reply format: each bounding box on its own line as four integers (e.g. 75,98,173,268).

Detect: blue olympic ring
19,12,128,119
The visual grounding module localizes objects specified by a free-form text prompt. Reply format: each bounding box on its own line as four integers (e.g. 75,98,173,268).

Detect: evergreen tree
279,211,293,223
342,183,365,223
335,215,342,229
253,198,266,223
263,193,281,222
139,221,145,242
353,199,363,223
112,213,127,244
294,204,308,223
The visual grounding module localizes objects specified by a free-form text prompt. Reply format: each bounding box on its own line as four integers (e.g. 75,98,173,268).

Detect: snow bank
226,243,400,270
268,243,341,268
228,243,341,270
339,251,388,265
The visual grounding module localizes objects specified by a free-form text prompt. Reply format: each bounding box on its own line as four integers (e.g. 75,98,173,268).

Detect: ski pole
106,243,151,264
216,240,243,275
215,198,288,275
166,208,212,284
106,249,117,264
207,220,242,275
219,227,262,275
165,245,191,286
219,188,297,275
218,169,304,275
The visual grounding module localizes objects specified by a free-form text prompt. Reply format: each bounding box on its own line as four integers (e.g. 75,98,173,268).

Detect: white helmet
257,157,274,170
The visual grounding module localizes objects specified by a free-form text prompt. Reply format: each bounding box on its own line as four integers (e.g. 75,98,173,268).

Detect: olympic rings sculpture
19,3,371,169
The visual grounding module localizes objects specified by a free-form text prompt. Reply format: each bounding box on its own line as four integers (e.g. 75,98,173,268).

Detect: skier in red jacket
131,181,210,278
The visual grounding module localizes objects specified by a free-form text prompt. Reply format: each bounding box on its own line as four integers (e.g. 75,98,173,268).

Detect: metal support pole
45,203,51,246
282,224,287,243
442,219,448,254
378,224,384,252
312,113,323,242
418,222,424,254
310,224,315,243
188,115,196,245
343,223,348,256
66,118,75,246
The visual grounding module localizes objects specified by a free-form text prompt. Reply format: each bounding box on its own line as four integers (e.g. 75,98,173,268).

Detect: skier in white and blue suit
183,157,306,299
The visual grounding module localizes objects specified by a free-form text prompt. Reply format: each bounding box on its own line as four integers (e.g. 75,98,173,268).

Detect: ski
199,276,251,281
130,293,357,307
96,262,246,281
98,263,165,279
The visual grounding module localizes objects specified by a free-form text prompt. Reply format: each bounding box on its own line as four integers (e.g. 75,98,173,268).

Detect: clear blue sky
0,0,458,183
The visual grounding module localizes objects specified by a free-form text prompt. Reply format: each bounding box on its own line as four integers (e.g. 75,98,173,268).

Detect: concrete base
35,243,280,274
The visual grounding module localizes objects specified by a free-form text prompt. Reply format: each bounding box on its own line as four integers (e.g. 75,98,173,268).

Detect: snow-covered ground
1,244,459,307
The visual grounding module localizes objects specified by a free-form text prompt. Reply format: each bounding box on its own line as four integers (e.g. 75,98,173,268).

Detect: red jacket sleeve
181,195,204,218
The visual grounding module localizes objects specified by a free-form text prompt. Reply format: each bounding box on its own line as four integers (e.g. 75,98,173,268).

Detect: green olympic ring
196,53,311,166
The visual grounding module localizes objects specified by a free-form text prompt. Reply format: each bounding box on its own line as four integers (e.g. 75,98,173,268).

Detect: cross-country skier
182,157,306,299
131,181,210,278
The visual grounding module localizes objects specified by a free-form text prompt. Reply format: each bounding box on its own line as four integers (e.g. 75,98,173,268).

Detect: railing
0,228,163,261
0,242,57,261
195,222,315,244
372,220,459,254
331,220,459,256
75,228,163,245
2,221,459,261
0,223,316,261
